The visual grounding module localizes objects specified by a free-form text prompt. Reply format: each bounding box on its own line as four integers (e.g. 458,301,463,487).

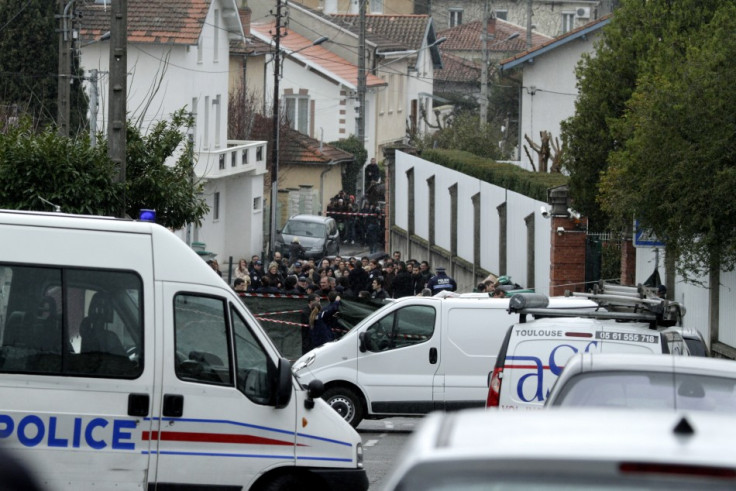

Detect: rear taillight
486,367,503,407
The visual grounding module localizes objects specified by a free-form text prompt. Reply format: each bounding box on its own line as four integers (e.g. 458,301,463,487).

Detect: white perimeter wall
395,151,552,294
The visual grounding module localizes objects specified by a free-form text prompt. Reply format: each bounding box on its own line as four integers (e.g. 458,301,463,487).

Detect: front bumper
310,467,369,491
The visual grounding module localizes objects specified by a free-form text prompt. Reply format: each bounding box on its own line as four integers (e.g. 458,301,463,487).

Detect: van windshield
283,220,326,238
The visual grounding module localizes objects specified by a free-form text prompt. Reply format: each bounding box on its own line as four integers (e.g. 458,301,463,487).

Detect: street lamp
269,32,329,258
480,32,520,124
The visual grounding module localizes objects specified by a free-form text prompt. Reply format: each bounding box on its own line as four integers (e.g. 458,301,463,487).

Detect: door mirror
272,357,293,409
304,379,325,410
359,332,371,352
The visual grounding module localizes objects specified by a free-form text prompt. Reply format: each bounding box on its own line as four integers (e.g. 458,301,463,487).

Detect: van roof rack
508,282,685,328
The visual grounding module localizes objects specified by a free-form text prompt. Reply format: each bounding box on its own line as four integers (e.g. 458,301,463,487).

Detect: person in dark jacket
289,237,306,264
371,276,389,300
300,294,320,354
391,261,414,298
310,293,340,348
426,266,457,295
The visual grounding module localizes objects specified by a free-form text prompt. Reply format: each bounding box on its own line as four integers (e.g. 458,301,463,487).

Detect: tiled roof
231,7,270,55
78,0,241,45
434,51,480,83
330,14,432,51
501,14,612,69
251,115,354,166
438,19,550,53
250,22,387,90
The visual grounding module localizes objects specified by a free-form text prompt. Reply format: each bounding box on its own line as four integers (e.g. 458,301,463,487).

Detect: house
430,0,615,38
247,1,443,165
499,15,612,162
78,0,268,264
250,118,355,221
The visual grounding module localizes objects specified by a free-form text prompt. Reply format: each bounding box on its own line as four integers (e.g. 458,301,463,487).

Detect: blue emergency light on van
138,209,156,222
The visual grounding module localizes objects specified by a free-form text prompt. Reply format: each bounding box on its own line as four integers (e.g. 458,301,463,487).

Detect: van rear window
0,264,143,378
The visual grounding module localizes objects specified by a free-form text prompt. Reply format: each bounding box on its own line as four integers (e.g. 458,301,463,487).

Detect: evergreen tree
0,0,87,131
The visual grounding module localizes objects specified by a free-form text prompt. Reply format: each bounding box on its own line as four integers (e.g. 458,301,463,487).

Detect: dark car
275,214,340,260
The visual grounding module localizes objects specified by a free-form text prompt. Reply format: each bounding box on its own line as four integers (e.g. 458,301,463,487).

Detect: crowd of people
325,191,385,254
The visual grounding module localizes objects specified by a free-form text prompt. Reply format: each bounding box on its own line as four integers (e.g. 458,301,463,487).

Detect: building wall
81,4,231,152
517,29,601,157
432,0,611,38
279,164,344,215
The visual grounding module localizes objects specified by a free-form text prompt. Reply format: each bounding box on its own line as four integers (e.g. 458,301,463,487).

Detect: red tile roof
79,0,210,45
251,115,354,166
330,14,432,51
438,19,550,53
250,22,387,89
434,51,481,83
500,14,612,67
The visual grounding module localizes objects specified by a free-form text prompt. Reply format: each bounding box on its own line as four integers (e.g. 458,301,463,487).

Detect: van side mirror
359,332,371,352
273,357,293,409
305,379,325,409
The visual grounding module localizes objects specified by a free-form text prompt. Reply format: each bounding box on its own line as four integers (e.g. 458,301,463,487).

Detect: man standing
426,266,457,295
300,294,320,354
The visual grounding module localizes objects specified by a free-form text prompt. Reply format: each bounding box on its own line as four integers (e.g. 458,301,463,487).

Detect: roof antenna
38,196,61,213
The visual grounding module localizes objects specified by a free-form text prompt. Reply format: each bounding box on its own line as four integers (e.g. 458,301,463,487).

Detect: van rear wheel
323,386,363,428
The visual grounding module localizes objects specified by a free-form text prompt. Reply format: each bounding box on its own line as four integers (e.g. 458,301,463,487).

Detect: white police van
0,210,367,490
487,289,690,410
293,293,597,427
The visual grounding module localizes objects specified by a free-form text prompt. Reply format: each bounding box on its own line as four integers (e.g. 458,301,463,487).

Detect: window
562,12,575,33
449,8,463,27
190,97,198,143
204,96,210,149
495,10,508,20
214,94,221,148
364,305,436,352
397,75,404,113
232,305,272,404
213,192,220,221
285,95,309,134
174,295,231,386
197,36,203,64
253,197,261,211
370,0,383,13
0,264,143,378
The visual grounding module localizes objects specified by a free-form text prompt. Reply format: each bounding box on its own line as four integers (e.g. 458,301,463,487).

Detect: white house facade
79,0,268,265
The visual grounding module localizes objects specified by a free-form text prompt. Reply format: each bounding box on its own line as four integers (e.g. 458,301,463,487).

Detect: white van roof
0,209,225,288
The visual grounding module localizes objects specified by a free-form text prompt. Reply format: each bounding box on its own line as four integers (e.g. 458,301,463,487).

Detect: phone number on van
595,331,657,343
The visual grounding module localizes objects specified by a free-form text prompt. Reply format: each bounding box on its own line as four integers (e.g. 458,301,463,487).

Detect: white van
292,294,596,427
487,293,689,410
0,210,367,490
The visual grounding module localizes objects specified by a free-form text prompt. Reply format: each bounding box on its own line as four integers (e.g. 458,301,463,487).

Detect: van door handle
429,347,437,364
163,394,184,417
128,393,150,417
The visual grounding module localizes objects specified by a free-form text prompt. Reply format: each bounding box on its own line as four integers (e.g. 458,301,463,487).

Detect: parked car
274,214,340,260
383,408,736,490
545,352,736,411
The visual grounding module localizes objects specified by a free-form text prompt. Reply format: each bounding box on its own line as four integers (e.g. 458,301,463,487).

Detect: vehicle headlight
292,352,316,373
356,442,364,468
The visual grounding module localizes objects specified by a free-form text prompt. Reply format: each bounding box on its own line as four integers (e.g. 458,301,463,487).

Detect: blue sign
634,219,665,248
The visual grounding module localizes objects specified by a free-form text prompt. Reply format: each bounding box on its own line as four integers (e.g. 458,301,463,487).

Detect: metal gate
586,232,622,290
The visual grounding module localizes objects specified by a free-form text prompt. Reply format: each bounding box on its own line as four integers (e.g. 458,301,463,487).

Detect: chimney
239,7,252,37
487,16,496,38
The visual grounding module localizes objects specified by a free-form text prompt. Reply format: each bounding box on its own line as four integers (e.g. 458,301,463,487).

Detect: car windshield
282,220,326,238
552,371,736,412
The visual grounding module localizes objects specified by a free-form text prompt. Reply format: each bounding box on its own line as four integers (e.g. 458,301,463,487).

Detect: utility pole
356,0,367,198
108,0,127,217
89,69,98,147
526,0,533,49
479,0,491,125
57,0,75,137
269,0,285,257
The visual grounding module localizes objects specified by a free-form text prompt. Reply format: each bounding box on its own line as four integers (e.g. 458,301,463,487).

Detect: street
358,417,419,489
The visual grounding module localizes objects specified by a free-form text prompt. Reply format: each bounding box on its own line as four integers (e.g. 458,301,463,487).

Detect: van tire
255,473,304,491
323,386,364,427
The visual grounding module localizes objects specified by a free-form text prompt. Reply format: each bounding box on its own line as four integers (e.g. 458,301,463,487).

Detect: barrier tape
257,309,303,316
326,211,384,217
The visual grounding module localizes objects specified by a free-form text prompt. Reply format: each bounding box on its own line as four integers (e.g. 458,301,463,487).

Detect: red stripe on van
504,364,554,370
143,431,302,447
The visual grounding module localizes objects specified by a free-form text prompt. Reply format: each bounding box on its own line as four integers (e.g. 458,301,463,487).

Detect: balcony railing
195,140,267,179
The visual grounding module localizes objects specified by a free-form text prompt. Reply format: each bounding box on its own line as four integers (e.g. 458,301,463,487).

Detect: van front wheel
323,386,364,428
